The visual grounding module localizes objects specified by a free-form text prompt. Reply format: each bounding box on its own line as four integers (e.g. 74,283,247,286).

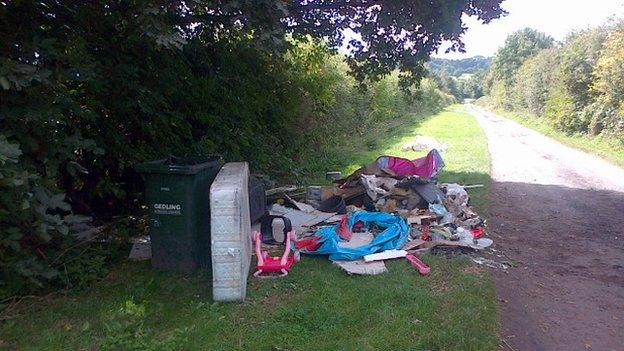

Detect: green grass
0,105,498,350
481,106,624,169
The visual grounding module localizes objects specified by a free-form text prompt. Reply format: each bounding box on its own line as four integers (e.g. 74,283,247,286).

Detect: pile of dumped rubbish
133,144,499,300
258,148,493,276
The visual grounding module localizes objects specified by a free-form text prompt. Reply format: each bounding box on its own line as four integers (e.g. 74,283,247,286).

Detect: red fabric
420,225,431,241
336,215,352,241
353,221,365,232
470,227,485,239
294,237,321,252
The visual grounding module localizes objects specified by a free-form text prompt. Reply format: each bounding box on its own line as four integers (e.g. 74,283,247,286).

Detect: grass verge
477,106,624,169
0,105,498,350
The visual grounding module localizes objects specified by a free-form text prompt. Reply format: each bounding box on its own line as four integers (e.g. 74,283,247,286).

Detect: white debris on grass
129,236,152,260
401,135,448,152
333,232,388,275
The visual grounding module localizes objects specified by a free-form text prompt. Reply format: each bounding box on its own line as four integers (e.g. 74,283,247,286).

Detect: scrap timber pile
257,149,493,276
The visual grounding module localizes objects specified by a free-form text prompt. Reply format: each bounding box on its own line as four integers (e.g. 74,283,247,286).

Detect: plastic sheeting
360,174,398,201
294,211,409,261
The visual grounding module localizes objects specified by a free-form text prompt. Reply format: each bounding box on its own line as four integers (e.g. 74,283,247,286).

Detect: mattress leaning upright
209,162,252,301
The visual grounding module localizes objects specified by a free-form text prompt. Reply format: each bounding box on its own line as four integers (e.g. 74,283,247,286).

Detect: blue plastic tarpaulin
294,211,409,261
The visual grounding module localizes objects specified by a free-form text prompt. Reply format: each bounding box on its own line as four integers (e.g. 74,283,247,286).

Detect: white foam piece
363,249,407,262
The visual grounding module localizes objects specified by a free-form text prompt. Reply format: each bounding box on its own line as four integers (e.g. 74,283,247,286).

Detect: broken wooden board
265,185,299,196
406,214,438,225
402,239,426,251
307,185,339,202
283,193,316,213
331,232,388,275
419,239,483,250
407,248,431,255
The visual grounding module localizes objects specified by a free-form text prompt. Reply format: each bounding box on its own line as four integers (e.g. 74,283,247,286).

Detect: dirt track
467,105,624,351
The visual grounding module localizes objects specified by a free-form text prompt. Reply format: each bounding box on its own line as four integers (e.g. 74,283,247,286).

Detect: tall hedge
1,4,453,296
483,23,624,143
592,25,624,137
0,3,306,295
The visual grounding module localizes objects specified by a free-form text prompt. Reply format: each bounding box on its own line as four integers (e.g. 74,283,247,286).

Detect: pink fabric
385,157,417,177
378,149,444,178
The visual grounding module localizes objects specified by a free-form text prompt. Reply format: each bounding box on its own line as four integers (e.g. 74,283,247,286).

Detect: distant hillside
427,56,492,77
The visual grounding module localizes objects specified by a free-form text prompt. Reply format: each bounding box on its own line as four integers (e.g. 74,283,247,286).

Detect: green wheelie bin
137,155,223,272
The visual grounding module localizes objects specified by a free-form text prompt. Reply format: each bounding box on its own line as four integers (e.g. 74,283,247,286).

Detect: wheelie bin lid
137,155,223,175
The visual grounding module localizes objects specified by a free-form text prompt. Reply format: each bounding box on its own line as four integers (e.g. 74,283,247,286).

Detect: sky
434,0,624,59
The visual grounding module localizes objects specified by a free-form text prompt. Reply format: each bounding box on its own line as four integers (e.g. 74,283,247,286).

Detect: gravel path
467,105,624,351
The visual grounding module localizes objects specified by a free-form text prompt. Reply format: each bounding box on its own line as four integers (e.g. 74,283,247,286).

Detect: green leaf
49,193,71,211
41,269,58,279
37,223,52,242
68,161,88,175
0,135,22,162
64,214,91,224
58,224,69,236
10,241,21,251
38,231,52,242
0,76,9,90
8,228,22,241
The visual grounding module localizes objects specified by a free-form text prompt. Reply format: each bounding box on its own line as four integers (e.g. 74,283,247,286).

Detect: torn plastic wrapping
442,183,469,207
360,174,398,201
293,211,409,261
261,150,492,276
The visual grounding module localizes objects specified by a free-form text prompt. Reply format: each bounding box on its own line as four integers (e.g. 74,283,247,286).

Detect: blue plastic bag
295,210,409,261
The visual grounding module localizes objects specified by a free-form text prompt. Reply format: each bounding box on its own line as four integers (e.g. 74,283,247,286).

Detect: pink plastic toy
253,230,299,278
406,254,430,276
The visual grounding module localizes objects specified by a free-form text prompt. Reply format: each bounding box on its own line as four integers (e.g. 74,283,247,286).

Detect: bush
484,23,623,143
0,134,100,295
487,28,554,108
416,78,456,113
455,73,485,100
512,48,560,115
541,28,608,134
544,28,608,134
592,24,624,139
282,40,455,181
0,29,306,296
1,21,454,296
544,83,578,132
